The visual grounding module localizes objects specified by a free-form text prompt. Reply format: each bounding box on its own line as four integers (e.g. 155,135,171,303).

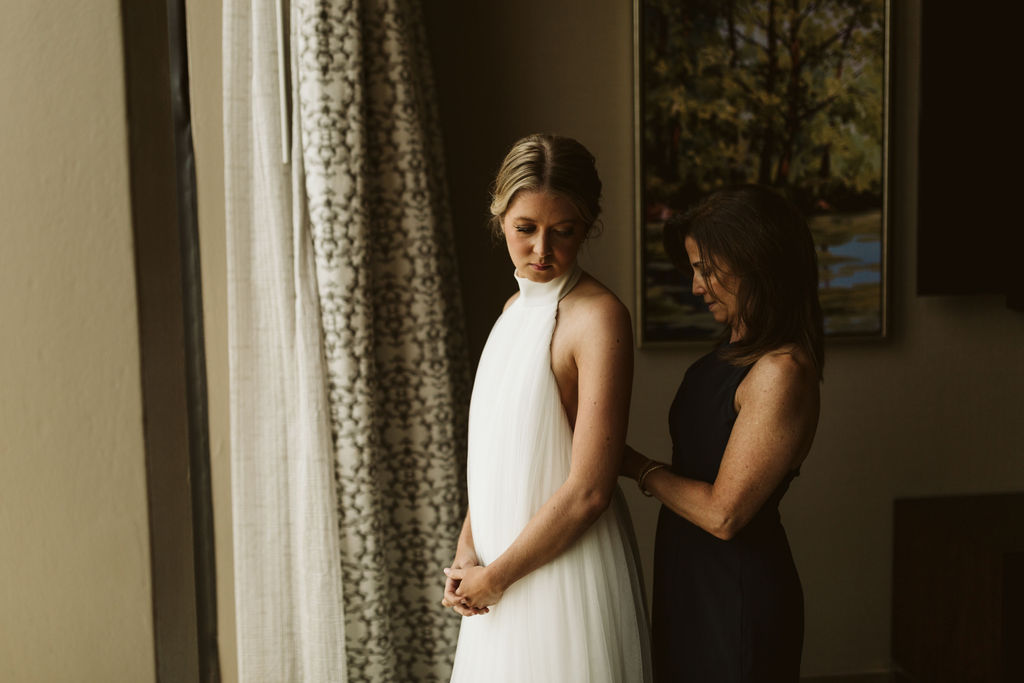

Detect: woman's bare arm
633,350,819,540
448,294,633,609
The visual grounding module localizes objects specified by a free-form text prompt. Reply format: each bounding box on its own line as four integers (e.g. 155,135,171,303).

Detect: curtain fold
225,0,468,679
295,0,469,679
224,2,348,681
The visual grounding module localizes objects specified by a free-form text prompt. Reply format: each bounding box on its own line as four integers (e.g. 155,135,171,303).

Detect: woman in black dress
624,185,823,682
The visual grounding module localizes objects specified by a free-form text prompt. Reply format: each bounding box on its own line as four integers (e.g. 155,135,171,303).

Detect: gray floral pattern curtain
295,0,469,678
225,0,468,680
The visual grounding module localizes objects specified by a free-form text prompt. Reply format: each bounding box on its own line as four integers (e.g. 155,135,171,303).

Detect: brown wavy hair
664,185,824,378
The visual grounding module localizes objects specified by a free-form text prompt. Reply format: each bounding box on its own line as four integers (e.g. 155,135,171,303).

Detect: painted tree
643,0,885,213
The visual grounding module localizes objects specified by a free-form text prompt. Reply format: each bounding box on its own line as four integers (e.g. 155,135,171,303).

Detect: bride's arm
447,295,633,609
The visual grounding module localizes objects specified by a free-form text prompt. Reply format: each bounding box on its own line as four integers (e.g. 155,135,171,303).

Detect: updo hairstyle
488,134,602,238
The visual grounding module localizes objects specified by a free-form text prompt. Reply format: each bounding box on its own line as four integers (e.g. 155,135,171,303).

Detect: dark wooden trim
801,675,906,683
120,1,220,680
166,1,221,679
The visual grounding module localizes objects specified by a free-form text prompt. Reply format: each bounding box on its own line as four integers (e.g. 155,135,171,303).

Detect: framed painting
635,0,890,345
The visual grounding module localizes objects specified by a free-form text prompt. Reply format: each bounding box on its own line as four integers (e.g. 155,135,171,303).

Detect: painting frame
634,0,891,347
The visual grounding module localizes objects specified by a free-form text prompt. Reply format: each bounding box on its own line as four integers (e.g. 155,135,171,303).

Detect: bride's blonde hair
488,134,603,238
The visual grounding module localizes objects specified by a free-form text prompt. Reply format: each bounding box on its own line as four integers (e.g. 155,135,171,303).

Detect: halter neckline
514,263,583,307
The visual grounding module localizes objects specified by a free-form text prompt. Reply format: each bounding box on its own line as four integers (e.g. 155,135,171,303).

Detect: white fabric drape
224,2,348,681
225,0,468,680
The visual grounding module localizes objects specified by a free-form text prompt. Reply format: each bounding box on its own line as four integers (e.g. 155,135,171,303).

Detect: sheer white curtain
224,0,468,680
223,1,348,680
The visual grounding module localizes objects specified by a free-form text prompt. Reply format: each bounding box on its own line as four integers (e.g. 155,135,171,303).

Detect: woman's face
500,190,587,283
684,236,743,338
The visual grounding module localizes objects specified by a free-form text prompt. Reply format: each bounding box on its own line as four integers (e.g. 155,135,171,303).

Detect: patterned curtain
295,0,469,679
224,0,468,680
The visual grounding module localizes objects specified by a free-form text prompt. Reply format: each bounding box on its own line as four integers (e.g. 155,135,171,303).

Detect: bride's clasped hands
442,563,504,614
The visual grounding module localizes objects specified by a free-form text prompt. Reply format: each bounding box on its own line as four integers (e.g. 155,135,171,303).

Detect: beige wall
190,0,1024,679
425,0,1024,677
0,3,156,682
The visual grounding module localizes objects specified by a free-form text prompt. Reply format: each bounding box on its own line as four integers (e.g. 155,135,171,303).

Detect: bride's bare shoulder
560,272,632,345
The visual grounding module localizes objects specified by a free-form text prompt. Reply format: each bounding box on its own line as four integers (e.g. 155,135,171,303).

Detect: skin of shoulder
735,344,819,417
550,273,633,422
730,343,821,481
557,273,632,343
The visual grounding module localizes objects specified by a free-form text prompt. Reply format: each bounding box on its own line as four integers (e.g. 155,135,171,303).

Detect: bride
442,134,651,682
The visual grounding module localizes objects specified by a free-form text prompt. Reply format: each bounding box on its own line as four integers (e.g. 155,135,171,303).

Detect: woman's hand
441,555,489,616
621,444,648,480
446,565,507,611
442,512,489,616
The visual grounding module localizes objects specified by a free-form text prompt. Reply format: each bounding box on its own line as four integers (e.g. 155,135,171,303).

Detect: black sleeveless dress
651,346,803,682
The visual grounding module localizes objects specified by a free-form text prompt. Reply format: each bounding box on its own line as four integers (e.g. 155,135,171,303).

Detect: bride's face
500,190,587,283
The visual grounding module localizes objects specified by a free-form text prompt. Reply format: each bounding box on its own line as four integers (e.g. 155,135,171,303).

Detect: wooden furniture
892,493,1024,682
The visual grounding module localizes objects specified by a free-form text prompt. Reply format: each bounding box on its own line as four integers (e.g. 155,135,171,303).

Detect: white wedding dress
450,264,652,683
